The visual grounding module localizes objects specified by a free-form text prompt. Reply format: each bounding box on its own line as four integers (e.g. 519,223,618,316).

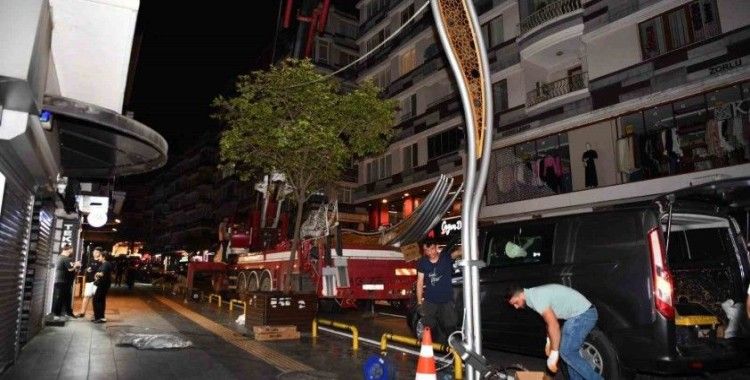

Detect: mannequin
582,142,598,188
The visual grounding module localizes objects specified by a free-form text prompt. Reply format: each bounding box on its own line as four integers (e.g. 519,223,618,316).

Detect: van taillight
648,228,674,319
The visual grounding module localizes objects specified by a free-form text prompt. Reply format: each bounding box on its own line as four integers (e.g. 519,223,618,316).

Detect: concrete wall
568,119,619,191
506,70,525,109
586,23,641,80
717,0,750,33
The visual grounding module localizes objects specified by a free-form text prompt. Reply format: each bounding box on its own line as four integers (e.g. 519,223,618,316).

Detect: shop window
638,0,720,60
485,223,555,267
492,80,508,113
481,15,503,49
486,133,572,205
428,128,463,159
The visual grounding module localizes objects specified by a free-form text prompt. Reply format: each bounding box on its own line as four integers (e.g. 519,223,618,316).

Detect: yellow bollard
314,318,359,350
229,299,246,311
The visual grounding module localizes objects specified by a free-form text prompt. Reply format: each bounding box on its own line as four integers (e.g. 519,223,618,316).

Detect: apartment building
353,0,750,226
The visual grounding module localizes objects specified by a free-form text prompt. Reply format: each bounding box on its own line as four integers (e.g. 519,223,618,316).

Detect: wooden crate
255,330,301,341
245,292,318,332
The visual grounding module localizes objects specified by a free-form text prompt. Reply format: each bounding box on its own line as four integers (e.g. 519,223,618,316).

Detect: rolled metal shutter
19,200,54,346
0,156,35,371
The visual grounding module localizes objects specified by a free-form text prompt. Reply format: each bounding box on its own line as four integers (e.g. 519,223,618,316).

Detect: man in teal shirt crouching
506,283,602,380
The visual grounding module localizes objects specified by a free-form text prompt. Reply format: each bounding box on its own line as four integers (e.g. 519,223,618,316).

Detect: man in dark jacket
92,249,113,323
52,244,80,318
416,238,461,344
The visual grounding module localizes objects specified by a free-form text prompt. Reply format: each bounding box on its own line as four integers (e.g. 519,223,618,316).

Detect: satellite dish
87,211,107,228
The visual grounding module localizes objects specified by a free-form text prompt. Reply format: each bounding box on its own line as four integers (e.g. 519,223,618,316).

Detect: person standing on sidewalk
506,283,602,380
75,248,101,318
415,238,461,344
92,250,113,323
52,244,80,319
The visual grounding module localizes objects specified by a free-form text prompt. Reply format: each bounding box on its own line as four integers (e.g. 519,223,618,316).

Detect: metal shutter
0,155,35,371
19,200,54,346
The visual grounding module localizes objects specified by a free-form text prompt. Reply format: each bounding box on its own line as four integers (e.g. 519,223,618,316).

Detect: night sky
127,1,281,163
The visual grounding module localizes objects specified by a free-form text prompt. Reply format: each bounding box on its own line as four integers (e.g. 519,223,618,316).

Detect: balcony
385,54,446,97
474,0,509,16
519,0,581,36
526,71,587,107
357,15,433,72
353,152,463,201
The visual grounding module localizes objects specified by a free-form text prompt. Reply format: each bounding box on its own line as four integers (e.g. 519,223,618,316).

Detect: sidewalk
1,286,279,380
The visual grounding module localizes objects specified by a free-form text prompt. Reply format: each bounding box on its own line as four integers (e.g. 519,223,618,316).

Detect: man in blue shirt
416,238,461,343
506,283,601,380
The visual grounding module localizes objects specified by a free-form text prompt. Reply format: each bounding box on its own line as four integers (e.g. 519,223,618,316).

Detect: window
366,0,387,20
337,187,353,204
400,94,417,120
492,80,508,113
400,48,417,75
485,223,555,267
638,0,720,59
428,128,463,159
481,15,503,48
317,40,330,64
366,27,389,52
403,143,419,169
401,4,415,26
367,154,392,182
373,68,391,90
338,51,356,66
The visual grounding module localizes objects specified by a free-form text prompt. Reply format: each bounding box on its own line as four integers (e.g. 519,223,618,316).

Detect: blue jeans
560,307,602,380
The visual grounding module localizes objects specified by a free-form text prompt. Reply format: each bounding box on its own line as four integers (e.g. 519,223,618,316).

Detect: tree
213,59,397,290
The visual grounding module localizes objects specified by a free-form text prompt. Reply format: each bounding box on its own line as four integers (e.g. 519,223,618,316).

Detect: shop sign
440,219,463,236
61,219,78,252
708,58,742,77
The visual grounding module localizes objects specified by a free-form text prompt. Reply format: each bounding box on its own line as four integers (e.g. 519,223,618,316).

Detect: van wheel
561,329,629,380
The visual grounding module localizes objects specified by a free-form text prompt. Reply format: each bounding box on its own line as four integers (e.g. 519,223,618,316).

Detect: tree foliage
213,59,396,196
212,59,396,289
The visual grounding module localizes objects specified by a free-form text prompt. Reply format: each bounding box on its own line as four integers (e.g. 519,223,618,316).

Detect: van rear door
658,177,750,349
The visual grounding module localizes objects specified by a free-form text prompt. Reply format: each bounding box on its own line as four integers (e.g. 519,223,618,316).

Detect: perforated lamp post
430,1,494,379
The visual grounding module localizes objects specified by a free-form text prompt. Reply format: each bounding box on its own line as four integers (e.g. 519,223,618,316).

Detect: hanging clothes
706,119,724,157
670,128,683,157
532,159,545,187
616,136,636,174
718,120,734,152
515,162,526,184
582,149,599,187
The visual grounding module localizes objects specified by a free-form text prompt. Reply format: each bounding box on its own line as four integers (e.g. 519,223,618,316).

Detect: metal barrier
312,318,359,350
229,299,246,311
380,333,463,380
208,293,222,308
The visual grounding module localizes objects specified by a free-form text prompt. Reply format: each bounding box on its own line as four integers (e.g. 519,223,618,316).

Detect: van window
667,227,733,265
485,223,554,267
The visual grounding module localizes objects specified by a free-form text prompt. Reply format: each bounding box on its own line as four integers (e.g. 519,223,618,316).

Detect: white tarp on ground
111,326,192,350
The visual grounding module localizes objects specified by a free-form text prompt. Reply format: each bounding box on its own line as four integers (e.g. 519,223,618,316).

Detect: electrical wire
285,0,431,89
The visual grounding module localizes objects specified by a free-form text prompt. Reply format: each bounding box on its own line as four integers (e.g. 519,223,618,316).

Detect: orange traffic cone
415,327,437,380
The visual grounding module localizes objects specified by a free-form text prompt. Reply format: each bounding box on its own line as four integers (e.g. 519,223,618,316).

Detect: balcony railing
519,0,581,36
526,71,587,107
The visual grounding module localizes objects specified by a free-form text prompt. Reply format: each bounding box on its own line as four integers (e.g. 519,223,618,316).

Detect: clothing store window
492,80,508,113
403,143,419,170
428,128,463,159
481,15,503,49
486,133,571,206
485,223,554,267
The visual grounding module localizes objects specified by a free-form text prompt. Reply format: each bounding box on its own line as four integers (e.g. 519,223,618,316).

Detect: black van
407,178,750,378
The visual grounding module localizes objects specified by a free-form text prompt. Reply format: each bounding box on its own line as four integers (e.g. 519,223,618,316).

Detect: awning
43,95,168,178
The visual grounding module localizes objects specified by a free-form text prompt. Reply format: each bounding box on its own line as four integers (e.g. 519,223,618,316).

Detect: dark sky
127,1,281,161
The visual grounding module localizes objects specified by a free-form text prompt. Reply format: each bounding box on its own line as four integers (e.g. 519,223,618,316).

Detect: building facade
352,0,750,226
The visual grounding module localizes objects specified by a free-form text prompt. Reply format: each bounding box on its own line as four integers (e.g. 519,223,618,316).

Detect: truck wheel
561,329,627,380
247,271,259,292
260,272,272,291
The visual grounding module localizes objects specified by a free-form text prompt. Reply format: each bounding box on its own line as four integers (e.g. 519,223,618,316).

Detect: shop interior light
115,218,121,224
382,199,388,204
87,211,107,228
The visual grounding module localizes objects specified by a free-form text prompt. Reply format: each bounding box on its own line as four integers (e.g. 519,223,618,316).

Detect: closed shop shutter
0,155,35,370
19,200,54,346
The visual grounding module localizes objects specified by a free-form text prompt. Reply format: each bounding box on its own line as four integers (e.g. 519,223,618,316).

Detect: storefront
486,80,750,206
